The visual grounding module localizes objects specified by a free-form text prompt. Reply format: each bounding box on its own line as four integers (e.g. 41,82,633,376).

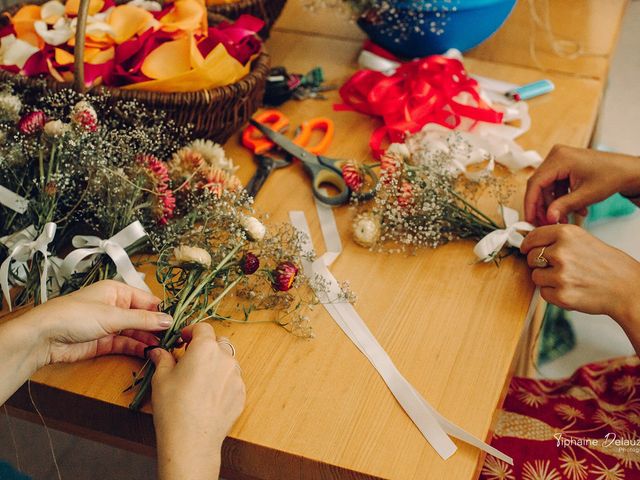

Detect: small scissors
249,118,378,206
242,110,335,200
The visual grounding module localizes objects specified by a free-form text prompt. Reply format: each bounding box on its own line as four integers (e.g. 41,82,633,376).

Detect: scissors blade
248,119,320,165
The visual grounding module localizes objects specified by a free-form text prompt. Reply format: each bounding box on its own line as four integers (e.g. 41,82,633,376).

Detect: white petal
40,0,65,21
1,35,39,68
34,20,73,46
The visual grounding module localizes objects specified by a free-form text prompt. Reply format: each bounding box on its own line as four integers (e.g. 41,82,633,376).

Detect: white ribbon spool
61,220,151,292
0,222,57,310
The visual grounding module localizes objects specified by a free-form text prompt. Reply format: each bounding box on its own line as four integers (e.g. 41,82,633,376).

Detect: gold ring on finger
534,246,550,268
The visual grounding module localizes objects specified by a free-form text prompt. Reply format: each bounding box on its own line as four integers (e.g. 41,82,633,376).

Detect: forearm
0,313,46,405
156,430,222,480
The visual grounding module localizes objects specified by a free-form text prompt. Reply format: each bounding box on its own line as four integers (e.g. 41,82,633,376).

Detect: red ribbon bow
335,44,504,158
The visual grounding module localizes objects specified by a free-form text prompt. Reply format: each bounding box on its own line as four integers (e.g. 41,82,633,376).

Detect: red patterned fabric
480,356,640,480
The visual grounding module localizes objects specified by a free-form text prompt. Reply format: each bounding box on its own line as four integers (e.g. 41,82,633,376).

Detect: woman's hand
0,280,172,405
149,323,245,480
524,145,640,225
521,224,640,335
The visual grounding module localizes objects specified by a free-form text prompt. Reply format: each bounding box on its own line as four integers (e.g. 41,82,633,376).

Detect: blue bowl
357,0,517,59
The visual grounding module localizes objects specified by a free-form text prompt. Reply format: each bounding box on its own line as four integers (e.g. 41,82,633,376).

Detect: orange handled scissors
242,110,335,198
242,109,334,155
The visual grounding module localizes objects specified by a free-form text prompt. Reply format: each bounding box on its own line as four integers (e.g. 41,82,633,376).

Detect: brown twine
527,0,605,73
3,404,21,473
27,380,62,480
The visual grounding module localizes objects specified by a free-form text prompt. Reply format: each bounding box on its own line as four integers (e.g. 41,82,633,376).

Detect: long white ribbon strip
290,207,513,464
61,220,151,292
0,186,28,214
474,207,535,262
0,222,57,310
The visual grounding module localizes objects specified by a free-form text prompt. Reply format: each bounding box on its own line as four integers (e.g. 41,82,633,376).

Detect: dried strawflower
0,92,22,121
342,161,364,191
352,212,380,248
240,252,260,274
240,215,266,241
397,180,413,208
138,154,175,225
168,147,205,179
44,120,70,137
187,139,235,171
70,100,98,132
202,167,242,194
380,153,403,184
273,261,298,292
18,111,46,134
173,245,212,267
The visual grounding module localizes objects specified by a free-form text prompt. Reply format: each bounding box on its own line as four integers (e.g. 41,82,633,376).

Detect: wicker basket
0,3,270,143
207,0,286,38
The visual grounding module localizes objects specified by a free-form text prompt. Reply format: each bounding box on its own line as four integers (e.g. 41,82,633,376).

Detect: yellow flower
517,390,548,408
481,456,515,480
559,451,588,480
593,410,629,435
590,463,625,480
522,460,561,480
555,404,585,422
613,374,640,396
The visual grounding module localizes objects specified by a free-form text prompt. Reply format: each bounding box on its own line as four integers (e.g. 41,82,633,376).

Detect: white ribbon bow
0,185,28,214
0,222,57,310
474,206,535,262
61,220,151,293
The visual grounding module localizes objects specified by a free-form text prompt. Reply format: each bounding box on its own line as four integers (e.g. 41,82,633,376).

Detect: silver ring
217,338,236,358
534,246,550,268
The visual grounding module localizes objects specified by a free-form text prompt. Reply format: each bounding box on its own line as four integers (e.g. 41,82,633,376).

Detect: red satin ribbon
335,47,503,158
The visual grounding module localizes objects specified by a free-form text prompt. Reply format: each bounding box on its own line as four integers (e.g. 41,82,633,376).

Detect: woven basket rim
0,2,269,104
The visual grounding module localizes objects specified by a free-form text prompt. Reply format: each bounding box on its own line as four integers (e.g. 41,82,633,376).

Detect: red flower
240,252,260,274
341,161,364,191
18,111,46,134
273,261,298,292
397,180,414,208
70,101,98,132
137,154,175,225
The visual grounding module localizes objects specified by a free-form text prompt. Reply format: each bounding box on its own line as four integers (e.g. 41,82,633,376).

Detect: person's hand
149,322,245,480
524,145,640,225
22,280,170,367
520,224,640,324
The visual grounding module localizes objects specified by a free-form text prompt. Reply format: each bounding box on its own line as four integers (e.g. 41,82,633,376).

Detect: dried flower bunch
349,131,516,259
0,85,326,370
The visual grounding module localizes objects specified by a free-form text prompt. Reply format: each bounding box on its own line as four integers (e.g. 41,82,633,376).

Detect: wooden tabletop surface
275,0,629,80
3,2,615,480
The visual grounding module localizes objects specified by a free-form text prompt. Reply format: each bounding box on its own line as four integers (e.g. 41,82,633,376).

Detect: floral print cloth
480,356,640,480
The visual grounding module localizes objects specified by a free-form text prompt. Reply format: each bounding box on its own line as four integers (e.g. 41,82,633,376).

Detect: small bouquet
0,0,264,91
348,132,530,263
128,215,320,409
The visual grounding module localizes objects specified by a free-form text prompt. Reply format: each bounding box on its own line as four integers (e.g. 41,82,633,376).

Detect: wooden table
275,0,628,80
3,2,615,480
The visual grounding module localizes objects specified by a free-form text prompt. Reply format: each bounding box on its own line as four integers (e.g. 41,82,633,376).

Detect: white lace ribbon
474,207,535,262
0,222,57,310
0,185,28,214
61,220,151,292
290,205,513,464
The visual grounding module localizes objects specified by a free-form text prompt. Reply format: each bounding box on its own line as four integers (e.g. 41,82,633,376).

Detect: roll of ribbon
335,52,504,159
61,220,151,292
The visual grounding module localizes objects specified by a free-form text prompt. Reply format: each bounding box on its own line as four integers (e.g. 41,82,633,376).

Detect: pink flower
137,154,175,225
341,161,364,191
18,111,46,134
70,101,98,132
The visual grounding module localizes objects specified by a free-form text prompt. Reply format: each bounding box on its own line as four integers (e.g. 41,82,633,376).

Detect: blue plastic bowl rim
384,0,515,12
